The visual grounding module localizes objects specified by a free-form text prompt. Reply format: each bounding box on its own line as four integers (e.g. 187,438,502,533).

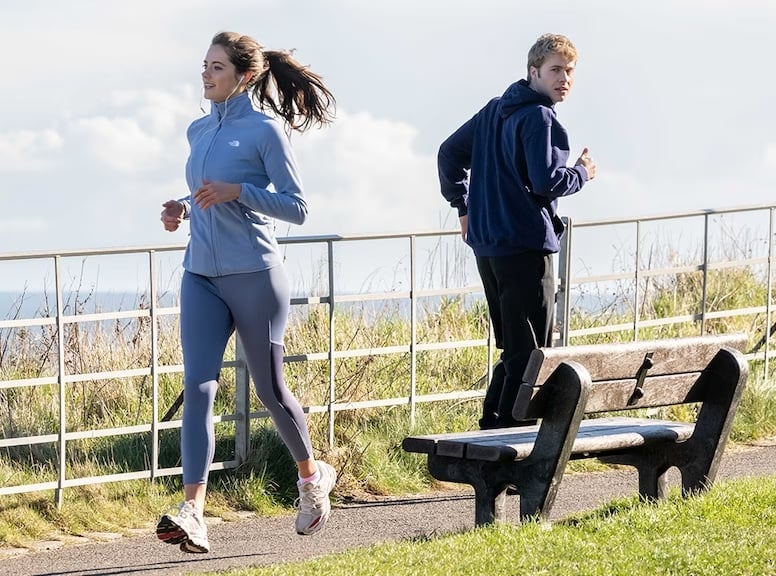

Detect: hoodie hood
498,79,554,118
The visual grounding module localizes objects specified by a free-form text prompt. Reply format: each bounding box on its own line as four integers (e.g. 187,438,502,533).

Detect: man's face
529,53,576,104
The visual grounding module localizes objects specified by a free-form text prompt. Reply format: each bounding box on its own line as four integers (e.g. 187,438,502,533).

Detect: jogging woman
156,30,336,554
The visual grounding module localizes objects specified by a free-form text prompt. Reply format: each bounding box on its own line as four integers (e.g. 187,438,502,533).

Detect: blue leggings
179,268,313,485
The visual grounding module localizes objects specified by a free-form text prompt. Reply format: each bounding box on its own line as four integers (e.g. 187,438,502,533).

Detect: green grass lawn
205,475,776,576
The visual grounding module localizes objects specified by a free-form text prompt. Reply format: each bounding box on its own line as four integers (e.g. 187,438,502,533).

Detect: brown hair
526,33,578,78
211,31,335,132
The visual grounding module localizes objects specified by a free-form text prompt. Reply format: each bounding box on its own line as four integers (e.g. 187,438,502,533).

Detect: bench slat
466,418,694,461
407,417,695,463
401,427,530,455
524,334,746,385
569,417,693,456
514,334,747,420
518,372,705,419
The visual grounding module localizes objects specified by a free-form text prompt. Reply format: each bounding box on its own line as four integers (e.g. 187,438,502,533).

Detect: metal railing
1,202,775,501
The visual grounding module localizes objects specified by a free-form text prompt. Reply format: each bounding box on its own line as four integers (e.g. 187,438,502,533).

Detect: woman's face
201,44,244,103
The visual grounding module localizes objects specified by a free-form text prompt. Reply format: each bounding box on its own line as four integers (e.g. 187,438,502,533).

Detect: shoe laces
176,502,201,523
294,481,326,513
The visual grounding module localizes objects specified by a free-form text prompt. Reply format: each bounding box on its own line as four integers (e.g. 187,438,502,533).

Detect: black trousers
476,251,555,429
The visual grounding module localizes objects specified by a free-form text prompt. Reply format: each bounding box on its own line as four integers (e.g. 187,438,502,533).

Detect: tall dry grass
1,242,775,506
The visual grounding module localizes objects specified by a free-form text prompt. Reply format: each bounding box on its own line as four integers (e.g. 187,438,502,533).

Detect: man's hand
193,180,241,210
161,200,185,232
459,214,468,241
575,147,596,180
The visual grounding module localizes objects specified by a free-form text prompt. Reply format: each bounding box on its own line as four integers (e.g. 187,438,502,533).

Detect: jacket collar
211,91,253,122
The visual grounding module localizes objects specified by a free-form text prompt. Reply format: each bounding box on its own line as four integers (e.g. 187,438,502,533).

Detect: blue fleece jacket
438,79,588,257
179,92,307,277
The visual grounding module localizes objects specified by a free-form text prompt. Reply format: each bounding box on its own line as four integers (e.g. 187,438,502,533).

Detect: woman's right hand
161,200,185,232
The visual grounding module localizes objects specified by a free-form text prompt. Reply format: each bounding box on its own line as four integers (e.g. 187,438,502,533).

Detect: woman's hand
161,200,185,232
193,180,241,210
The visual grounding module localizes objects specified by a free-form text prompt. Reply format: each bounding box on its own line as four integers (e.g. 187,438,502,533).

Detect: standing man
438,33,596,429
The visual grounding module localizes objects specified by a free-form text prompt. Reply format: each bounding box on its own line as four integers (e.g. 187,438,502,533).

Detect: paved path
2,441,775,576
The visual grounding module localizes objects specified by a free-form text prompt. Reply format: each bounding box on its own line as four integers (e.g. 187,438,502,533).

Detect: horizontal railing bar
0,376,58,389
276,229,460,245
705,306,767,318
248,389,486,420
569,305,770,338
0,229,463,261
0,413,244,448
64,368,154,383
418,339,489,351
0,245,185,261
63,309,150,323
0,461,238,496
567,324,634,337
572,203,776,228
0,361,229,387
284,339,489,363
0,317,57,329
418,286,482,298
334,291,410,303
571,257,769,286
7,204,774,261
330,285,481,305
290,296,331,305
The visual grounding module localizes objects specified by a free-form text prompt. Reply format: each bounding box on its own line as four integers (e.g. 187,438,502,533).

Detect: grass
202,475,776,576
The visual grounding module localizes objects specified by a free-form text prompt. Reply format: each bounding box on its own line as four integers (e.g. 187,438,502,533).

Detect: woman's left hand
193,180,242,210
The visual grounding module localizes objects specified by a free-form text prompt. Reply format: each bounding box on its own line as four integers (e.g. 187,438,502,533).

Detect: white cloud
0,218,47,233
293,110,447,235
764,144,776,170
68,87,196,174
71,116,167,173
0,129,63,172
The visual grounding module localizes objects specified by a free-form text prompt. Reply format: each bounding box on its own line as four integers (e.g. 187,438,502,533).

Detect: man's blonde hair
526,33,577,77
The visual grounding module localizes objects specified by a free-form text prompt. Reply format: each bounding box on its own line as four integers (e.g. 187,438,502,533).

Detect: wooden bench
402,334,748,526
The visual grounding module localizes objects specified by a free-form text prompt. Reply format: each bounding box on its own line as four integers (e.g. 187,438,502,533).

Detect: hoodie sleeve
438,115,476,217
237,120,308,226
521,108,587,200
176,195,192,219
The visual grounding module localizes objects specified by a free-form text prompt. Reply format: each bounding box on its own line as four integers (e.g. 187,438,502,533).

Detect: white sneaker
295,461,337,535
156,501,210,553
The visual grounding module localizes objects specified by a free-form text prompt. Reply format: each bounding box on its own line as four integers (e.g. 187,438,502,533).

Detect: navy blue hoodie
438,79,588,257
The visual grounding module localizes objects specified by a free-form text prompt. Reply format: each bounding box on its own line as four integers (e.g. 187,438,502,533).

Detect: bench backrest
513,334,748,420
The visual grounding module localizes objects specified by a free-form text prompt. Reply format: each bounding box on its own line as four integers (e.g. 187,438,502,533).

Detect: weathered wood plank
514,334,746,420
569,417,694,455
523,334,746,385
401,436,438,455
416,417,694,463
518,372,704,419
402,427,534,455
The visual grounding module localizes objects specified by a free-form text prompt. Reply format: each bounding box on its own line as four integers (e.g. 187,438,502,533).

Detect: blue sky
2,0,775,292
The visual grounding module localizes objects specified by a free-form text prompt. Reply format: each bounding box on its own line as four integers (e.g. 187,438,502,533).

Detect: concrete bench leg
427,456,509,526
599,453,670,500
426,456,565,526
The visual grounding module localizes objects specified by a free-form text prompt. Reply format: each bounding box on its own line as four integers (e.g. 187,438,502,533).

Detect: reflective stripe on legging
179,268,313,485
